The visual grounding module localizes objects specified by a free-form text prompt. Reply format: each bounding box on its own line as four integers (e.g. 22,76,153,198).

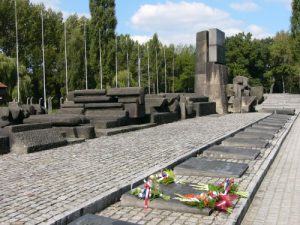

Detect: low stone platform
174,157,249,178
221,137,269,148
244,127,278,135
203,145,260,160
0,113,269,224
234,131,274,140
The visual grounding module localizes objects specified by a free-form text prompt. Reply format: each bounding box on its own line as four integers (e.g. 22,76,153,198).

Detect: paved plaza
0,113,268,225
241,114,300,225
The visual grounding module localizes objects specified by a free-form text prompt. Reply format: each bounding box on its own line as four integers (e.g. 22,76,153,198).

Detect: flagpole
164,46,167,93
172,49,175,93
41,10,46,109
15,0,20,102
99,29,103,89
126,37,130,87
64,22,68,95
138,44,141,87
156,48,159,94
147,44,150,94
115,35,118,88
84,21,88,89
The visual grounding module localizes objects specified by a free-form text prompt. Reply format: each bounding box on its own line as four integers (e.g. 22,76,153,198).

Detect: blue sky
30,0,292,44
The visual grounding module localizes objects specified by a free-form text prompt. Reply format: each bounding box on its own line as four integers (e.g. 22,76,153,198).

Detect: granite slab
174,158,248,178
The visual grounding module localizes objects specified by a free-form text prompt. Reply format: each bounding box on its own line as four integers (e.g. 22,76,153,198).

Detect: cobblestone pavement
0,113,268,225
98,114,294,225
241,115,300,225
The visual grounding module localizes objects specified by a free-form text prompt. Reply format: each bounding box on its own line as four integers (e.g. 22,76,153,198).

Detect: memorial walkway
241,114,300,225
0,113,268,225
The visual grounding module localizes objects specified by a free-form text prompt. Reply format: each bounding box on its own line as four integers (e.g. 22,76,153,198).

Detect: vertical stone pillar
194,28,228,114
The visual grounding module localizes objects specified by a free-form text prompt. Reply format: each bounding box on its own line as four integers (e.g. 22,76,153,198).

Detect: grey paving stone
221,137,269,148
174,157,248,178
203,145,260,160
234,131,274,140
258,121,284,127
68,214,137,225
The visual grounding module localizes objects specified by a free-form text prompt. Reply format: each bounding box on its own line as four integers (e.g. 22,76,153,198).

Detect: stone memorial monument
0,82,7,103
194,29,228,114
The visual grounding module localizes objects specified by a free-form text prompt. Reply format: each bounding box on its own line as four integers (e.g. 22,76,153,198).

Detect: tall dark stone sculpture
194,29,228,114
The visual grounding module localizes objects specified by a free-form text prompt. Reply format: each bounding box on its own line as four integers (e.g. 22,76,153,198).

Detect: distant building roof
0,82,7,88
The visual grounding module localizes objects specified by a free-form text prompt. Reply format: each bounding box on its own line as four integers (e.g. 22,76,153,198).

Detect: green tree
89,0,117,89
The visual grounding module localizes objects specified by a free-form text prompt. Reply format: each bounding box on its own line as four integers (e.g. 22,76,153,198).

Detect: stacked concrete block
3,123,67,154
227,76,261,113
107,87,145,119
194,29,228,114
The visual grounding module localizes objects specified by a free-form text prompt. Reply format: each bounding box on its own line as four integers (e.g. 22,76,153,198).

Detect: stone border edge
225,113,299,225
49,113,270,225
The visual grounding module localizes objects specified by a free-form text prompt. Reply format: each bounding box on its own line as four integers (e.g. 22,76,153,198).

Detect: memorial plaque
234,131,274,140
203,145,260,160
221,137,268,148
68,214,138,225
252,124,281,131
174,158,248,178
244,127,278,135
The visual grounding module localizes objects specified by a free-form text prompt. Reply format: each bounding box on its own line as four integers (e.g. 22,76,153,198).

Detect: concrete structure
194,29,228,114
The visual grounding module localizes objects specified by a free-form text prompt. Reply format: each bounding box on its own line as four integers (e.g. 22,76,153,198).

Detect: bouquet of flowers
174,178,248,213
131,169,174,208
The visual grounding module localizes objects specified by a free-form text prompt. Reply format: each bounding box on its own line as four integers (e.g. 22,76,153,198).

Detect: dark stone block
4,123,52,133
56,108,85,115
145,96,169,114
124,103,145,118
209,28,225,46
193,102,216,116
258,108,295,115
203,145,260,160
107,87,144,96
221,137,268,148
68,214,138,225
234,131,274,140
85,110,128,119
9,128,67,154
184,95,209,103
23,115,86,126
91,117,128,129
61,102,85,108
74,89,106,96
151,112,179,124
209,45,225,64
174,158,248,178
75,126,96,139
84,103,124,109
0,136,9,154
196,31,209,70
74,96,114,104
0,107,9,120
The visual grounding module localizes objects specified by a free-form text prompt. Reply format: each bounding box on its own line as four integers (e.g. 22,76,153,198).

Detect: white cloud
247,25,273,39
131,35,152,44
30,0,61,10
131,1,244,45
230,1,260,12
30,0,90,21
130,1,272,45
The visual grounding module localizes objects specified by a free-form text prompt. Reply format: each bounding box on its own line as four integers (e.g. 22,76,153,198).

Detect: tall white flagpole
64,22,68,95
99,29,103,89
41,10,46,109
126,37,130,87
164,47,167,93
15,0,20,102
147,44,150,94
172,49,175,93
115,35,118,88
138,44,141,87
156,48,159,94
84,21,88,89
